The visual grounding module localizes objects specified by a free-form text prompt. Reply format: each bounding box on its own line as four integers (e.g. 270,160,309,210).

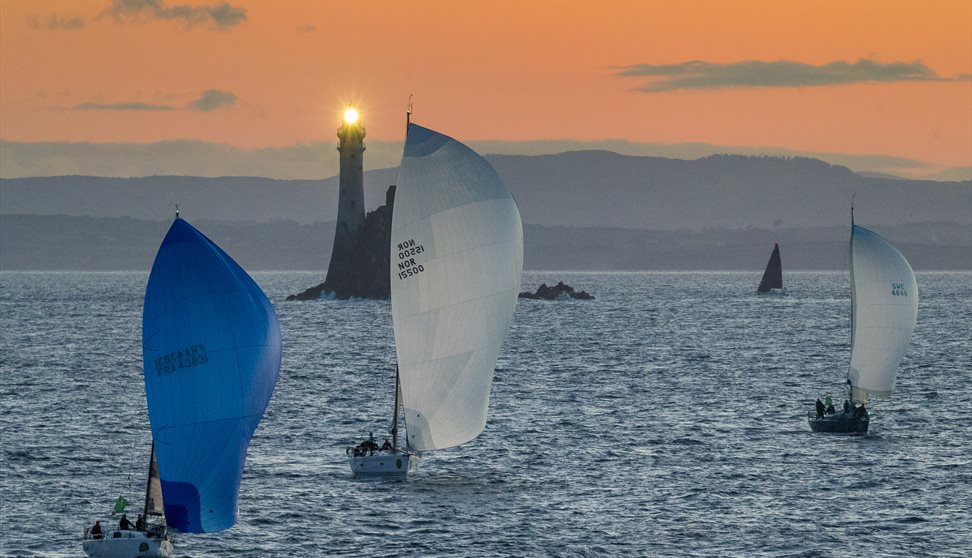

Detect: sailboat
348,118,523,479
85,213,281,555
808,204,918,434
82,446,172,557
756,242,787,295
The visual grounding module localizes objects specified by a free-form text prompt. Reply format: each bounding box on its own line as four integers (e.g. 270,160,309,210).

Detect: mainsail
756,243,783,293
142,217,281,533
391,124,523,452
143,444,164,517
847,224,918,401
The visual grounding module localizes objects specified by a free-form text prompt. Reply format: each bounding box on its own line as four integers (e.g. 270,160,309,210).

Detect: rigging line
384,287,397,438
126,292,143,494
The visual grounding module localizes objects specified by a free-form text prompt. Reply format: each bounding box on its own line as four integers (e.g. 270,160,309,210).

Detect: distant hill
0,171,397,225
2,215,967,271
2,152,969,270
0,215,332,271
488,152,971,229
2,153,968,230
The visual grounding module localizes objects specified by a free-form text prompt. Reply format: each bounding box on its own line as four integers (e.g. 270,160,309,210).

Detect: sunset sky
2,0,970,179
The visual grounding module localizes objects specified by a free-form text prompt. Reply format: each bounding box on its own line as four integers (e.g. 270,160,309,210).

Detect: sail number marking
396,239,426,280
154,344,208,376
891,283,908,297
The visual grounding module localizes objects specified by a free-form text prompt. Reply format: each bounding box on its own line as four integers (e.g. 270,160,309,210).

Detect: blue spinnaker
142,217,281,533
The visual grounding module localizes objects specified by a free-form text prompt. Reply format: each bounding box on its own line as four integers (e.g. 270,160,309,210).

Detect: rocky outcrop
287,186,395,301
518,281,594,300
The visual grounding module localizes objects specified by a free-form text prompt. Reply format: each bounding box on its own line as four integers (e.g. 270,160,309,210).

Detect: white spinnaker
848,225,918,401
391,124,523,452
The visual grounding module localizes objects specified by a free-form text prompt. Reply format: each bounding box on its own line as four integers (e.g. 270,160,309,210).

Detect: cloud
102,0,246,30
188,89,237,111
296,25,316,33
27,14,85,30
72,90,236,112
74,101,175,111
615,58,969,92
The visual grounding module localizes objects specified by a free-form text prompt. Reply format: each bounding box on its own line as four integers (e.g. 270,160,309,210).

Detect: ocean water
1,271,970,557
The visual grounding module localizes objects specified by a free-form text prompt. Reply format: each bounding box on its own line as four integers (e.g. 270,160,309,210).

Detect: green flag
113,496,129,513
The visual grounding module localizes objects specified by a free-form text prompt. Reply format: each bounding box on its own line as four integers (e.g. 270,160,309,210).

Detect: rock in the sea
518,281,594,300
287,185,395,301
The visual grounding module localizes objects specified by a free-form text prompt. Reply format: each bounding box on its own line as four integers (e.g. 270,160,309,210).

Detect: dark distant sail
757,243,783,293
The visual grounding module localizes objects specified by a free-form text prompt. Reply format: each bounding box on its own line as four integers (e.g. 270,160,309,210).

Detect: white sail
848,224,918,401
391,124,523,452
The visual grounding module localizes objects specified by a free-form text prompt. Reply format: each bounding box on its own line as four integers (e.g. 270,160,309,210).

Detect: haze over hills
0,171,395,225
5,139,968,182
1,152,969,270
3,152,969,229
3,215,968,271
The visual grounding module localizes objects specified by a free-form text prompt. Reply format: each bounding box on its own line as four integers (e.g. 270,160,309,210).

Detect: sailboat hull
348,451,419,480
807,412,868,434
82,531,172,558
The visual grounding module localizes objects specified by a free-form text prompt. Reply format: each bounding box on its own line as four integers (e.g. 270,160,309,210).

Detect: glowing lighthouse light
343,107,359,124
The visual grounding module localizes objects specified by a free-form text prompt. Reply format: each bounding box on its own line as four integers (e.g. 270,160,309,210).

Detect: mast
406,94,413,128
390,365,401,451
847,193,858,401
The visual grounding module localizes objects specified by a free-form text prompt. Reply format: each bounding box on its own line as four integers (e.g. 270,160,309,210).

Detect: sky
1,0,970,179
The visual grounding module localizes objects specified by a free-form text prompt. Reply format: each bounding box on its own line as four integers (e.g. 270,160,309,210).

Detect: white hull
83,531,172,558
349,451,419,479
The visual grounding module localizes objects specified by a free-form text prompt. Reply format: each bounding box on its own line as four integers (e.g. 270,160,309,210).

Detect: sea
1,271,970,557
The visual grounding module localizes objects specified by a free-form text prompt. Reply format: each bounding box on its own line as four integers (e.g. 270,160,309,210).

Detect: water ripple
1,271,970,556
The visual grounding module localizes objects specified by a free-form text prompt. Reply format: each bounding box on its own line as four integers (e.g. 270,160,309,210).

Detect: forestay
391,124,523,452
848,225,918,401
142,217,281,533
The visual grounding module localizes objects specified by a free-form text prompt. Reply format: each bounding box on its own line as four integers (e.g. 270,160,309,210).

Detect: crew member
119,514,135,531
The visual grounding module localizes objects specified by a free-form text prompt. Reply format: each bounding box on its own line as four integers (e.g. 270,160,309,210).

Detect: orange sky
2,0,970,170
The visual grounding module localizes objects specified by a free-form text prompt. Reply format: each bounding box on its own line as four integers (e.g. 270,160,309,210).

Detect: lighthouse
324,106,366,291
286,104,396,301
